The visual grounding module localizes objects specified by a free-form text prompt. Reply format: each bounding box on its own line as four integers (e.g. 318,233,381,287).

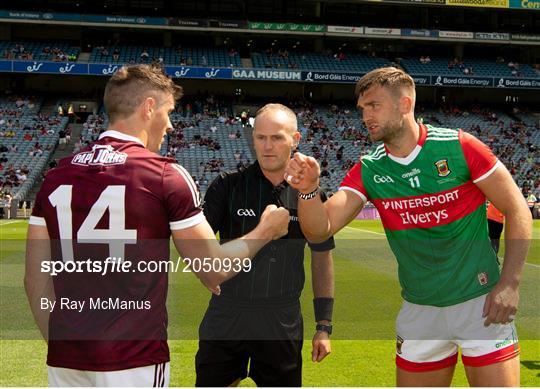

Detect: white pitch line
0,220,22,226
345,226,539,269
344,226,385,236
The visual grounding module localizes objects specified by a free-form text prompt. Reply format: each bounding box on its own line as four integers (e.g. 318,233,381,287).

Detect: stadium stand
251,50,392,72
1,39,538,81
89,45,241,67
1,41,79,62
0,96,68,201
401,57,539,79
78,100,538,198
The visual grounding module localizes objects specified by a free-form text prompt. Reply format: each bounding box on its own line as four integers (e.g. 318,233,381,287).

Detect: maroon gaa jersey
30,130,203,371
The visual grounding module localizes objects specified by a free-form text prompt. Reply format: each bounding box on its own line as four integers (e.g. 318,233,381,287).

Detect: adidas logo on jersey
72,145,128,166
237,209,256,217
373,175,395,184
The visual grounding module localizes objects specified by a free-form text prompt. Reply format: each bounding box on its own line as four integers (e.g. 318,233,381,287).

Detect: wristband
298,187,319,200
314,297,334,322
316,323,333,335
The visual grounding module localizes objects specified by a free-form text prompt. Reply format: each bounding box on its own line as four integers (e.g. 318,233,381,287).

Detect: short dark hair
104,64,183,123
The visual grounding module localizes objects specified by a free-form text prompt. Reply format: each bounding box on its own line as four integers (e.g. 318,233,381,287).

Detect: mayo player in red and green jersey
284,67,532,386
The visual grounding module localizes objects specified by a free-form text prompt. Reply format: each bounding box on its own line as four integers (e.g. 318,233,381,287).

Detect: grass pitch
1,219,538,386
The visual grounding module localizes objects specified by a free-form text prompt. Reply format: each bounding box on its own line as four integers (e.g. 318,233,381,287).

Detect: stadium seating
251,51,391,72
89,45,241,67
0,97,68,200
401,57,539,78
1,40,538,81
79,103,538,197
0,41,79,61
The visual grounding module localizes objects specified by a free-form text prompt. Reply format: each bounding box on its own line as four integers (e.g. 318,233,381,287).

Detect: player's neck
107,121,147,148
384,120,420,158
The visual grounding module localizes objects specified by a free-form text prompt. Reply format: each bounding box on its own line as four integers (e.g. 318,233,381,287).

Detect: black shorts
195,301,303,387
488,219,504,239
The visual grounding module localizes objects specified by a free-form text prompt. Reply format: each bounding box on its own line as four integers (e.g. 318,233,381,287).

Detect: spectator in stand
58,129,67,150
16,169,27,183
140,48,149,62
526,190,537,218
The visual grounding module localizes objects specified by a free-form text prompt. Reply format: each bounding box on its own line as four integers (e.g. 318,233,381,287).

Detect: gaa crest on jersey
72,145,128,166
434,159,451,177
477,271,489,286
396,335,404,355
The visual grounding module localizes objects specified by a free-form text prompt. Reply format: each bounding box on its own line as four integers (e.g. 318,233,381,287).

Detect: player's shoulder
424,124,459,141
361,143,386,163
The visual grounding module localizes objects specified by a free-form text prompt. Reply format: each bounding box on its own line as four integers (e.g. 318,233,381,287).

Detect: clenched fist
259,204,290,240
284,152,321,194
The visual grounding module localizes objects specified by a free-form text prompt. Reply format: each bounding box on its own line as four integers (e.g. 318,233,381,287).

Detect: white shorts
58,138,67,145
48,362,169,387
396,294,519,372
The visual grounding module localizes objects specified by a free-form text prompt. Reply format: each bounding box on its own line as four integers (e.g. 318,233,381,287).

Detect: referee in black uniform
195,103,335,387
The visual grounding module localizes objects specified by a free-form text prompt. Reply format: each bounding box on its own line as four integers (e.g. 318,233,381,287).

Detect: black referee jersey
203,161,335,305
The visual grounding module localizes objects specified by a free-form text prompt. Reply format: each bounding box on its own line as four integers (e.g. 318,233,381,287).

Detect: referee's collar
248,160,289,189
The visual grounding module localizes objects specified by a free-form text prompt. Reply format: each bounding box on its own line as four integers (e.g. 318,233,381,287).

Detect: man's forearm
499,207,532,287
195,219,279,287
208,230,271,285
25,225,53,342
311,251,334,325
25,280,54,341
299,196,332,243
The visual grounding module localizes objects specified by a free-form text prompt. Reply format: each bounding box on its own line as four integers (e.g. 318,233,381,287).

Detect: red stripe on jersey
339,161,368,200
462,344,520,367
372,181,485,231
396,353,457,372
459,130,498,182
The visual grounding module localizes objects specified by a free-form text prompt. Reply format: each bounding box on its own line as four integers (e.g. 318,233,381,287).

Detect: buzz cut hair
254,103,298,132
103,64,183,123
355,67,415,101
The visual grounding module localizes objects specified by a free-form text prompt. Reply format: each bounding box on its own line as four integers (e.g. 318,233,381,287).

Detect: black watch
316,323,333,335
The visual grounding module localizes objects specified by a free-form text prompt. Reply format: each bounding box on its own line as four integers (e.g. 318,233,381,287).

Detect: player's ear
141,97,156,120
399,95,413,115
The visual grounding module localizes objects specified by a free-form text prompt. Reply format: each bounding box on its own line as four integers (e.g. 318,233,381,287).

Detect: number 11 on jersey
409,176,420,188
